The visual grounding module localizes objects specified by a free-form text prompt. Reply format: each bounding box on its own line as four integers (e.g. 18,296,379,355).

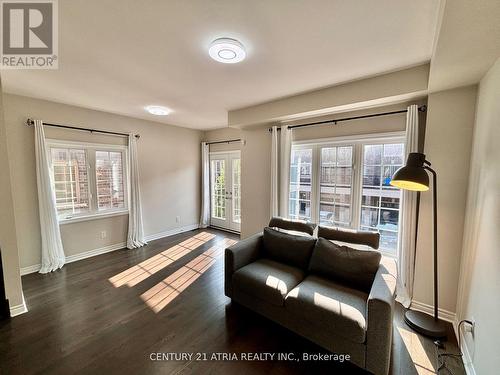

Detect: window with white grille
96,151,125,210
48,141,128,221
289,136,405,256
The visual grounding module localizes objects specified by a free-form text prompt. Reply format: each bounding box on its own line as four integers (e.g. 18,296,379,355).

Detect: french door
209,151,241,232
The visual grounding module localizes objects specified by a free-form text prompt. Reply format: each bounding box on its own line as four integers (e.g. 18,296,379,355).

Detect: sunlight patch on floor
141,237,237,313
396,325,436,374
108,232,216,288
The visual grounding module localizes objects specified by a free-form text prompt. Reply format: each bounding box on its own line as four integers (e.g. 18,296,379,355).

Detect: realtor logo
1,0,58,69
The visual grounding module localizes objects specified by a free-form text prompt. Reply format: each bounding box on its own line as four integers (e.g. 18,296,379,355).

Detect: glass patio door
209,151,241,232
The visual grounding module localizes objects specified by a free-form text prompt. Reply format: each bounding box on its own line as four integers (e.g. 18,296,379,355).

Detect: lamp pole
392,153,447,338
424,163,438,321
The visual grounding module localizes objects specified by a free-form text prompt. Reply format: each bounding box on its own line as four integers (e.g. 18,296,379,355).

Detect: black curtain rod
206,138,242,145
26,118,140,138
268,105,427,132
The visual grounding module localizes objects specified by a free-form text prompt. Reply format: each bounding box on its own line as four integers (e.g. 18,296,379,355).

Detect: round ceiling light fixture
209,38,246,64
145,105,171,116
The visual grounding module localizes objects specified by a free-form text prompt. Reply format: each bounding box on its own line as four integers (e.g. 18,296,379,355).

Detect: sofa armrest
224,232,263,297
366,256,397,375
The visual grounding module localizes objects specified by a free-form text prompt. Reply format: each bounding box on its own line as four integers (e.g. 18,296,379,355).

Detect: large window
289,137,405,255
48,141,128,222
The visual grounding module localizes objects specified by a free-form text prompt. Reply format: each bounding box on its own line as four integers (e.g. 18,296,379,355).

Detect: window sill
59,210,129,225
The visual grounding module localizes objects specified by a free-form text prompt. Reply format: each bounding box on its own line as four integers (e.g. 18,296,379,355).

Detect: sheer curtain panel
34,120,66,273
396,104,419,307
127,134,147,249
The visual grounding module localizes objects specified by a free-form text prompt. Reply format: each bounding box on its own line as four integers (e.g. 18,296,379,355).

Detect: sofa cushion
269,217,316,235
309,237,381,292
318,226,380,249
285,275,368,343
232,259,305,306
262,227,316,269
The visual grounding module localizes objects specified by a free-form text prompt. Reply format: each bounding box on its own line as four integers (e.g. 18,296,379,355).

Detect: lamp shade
390,152,429,191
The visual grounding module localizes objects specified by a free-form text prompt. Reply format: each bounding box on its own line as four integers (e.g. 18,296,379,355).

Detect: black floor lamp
391,152,447,338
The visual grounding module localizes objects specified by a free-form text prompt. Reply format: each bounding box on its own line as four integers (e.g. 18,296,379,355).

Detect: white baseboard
10,293,28,317
20,264,43,275
20,224,201,276
409,300,456,323
21,242,126,276
66,242,127,264
452,319,476,375
144,223,200,242
460,334,476,375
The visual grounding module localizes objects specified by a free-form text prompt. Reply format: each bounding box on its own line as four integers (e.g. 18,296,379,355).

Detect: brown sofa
224,221,397,375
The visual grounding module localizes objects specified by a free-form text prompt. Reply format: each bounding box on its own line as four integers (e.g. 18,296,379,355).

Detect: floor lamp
391,152,447,338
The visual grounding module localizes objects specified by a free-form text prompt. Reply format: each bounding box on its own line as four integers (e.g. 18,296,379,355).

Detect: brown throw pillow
308,237,381,292
318,226,380,249
262,227,316,270
269,217,317,236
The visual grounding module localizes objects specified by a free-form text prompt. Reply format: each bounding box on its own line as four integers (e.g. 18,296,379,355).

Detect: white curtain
200,142,210,228
279,125,292,217
396,104,419,307
34,120,66,273
127,135,147,249
270,126,279,218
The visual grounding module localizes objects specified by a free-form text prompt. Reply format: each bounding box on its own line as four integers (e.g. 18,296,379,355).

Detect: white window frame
291,131,405,257
288,144,315,221
46,139,129,224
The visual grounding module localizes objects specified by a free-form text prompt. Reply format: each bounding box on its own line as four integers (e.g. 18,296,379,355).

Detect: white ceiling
1,0,440,130
428,0,500,92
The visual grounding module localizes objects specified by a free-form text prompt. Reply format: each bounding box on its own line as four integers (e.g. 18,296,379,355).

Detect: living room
0,1,499,374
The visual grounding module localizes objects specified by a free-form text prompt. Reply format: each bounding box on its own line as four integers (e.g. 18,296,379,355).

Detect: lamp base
404,309,447,339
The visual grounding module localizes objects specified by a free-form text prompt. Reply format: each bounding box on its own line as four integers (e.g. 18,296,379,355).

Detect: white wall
412,85,477,315
202,127,242,153
0,80,24,312
2,94,202,270
456,57,500,375
229,64,429,127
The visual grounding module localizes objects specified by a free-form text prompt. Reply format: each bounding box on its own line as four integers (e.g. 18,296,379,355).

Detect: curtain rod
268,105,427,132
206,138,242,145
26,118,140,139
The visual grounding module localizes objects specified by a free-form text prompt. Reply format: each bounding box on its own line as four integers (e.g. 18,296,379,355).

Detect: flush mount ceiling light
145,105,171,116
209,38,246,64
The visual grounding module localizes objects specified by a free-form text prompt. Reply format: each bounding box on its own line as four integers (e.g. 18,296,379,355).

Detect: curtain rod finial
26,118,34,126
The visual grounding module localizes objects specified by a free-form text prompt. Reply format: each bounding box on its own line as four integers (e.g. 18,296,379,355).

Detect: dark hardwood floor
0,229,465,375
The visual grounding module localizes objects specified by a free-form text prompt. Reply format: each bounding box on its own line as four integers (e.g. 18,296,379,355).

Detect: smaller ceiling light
209,38,246,64
145,105,171,116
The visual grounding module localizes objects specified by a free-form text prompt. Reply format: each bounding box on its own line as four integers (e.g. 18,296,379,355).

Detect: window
232,158,241,223
319,146,353,227
96,151,125,210
211,159,225,219
48,141,128,222
360,144,404,253
289,148,312,220
289,136,405,255
51,148,90,217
